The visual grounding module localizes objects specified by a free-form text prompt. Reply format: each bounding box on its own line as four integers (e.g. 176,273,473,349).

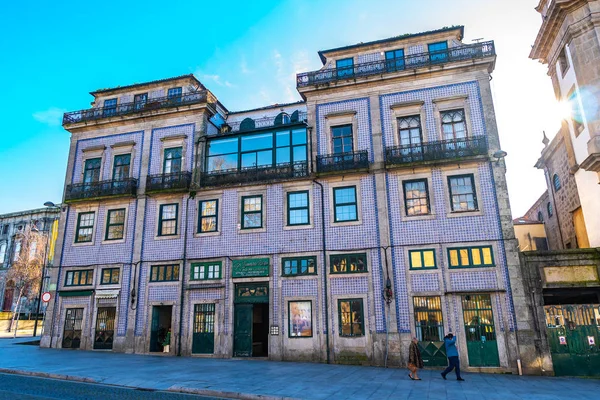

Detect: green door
462,294,500,367
545,304,600,377
192,303,215,354
234,304,253,357
150,306,160,352
413,296,447,366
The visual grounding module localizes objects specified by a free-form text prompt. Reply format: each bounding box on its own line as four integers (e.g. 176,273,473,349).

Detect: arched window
547,202,553,217
274,112,291,126
290,110,300,123
553,174,561,192
239,118,256,131
0,242,6,264
537,211,544,222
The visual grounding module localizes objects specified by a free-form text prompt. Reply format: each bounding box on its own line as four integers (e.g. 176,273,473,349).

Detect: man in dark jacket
441,333,464,381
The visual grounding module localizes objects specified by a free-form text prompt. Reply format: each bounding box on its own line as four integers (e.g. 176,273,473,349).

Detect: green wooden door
545,304,600,377
234,304,253,357
462,294,500,367
149,306,160,352
413,296,447,366
192,303,215,354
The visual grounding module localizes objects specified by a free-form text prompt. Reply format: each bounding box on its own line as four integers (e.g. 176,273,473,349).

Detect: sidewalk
0,329,35,339
0,338,598,400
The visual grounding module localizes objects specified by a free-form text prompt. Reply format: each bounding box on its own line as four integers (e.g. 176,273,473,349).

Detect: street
0,373,221,400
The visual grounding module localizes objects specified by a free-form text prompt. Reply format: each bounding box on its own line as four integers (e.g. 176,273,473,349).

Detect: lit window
338,299,364,337
330,253,367,274
413,296,444,341
409,249,437,269
150,264,180,282
101,268,120,284
448,246,494,268
65,269,93,286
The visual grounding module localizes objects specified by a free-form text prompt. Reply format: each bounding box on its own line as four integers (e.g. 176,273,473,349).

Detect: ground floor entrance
462,294,500,367
233,283,269,357
62,308,84,349
94,307,116,350
192,303,215,354
149,305,172,352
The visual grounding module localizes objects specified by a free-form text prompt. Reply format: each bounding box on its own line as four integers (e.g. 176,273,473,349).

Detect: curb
0,368,97,384
169,386,300,400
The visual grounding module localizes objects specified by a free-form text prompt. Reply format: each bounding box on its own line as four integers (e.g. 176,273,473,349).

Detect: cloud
33,107,66,127
194,69,235,88
271,49,308,103
240,56,253,74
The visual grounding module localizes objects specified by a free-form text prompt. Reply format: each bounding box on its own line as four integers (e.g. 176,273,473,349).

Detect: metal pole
313,179,330,364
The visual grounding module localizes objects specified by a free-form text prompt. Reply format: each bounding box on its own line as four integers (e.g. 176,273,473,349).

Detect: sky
0,0,561,216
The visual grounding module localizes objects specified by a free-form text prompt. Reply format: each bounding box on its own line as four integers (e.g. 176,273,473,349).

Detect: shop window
330,253,367,274
338,299,364,337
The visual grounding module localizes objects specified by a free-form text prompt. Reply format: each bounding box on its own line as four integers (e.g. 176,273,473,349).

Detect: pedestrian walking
408,337,424,380
441,333,464,381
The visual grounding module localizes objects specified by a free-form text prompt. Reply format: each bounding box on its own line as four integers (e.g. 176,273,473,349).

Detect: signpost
42,292,51,303
232,258,270,278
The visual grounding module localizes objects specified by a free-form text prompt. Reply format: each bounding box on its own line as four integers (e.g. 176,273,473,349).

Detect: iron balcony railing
297,41,495,87
316,150,369,174
146,171,191,193
63,90,212,125
385,136,488,166
225,110,307,133
64,178,137,202
200,161,309,187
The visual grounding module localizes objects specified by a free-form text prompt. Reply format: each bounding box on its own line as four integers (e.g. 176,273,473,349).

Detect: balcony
385,136,488,166
64,178,137,202
316,151,369,174
146,172,192,193
200,162,309,187
297,41,495,87
63,90,212,125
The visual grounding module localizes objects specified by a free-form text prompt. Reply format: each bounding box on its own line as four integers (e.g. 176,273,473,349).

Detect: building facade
41,26,532,373
0,206,60,313
530,0,600,247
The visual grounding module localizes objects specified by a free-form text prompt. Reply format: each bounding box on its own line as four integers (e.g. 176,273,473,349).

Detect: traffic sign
42,292,51,302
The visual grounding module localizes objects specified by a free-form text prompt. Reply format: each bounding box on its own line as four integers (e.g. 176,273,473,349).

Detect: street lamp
33,201,58,337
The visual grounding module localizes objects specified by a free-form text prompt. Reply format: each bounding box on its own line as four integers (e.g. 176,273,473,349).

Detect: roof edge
90,74,204,96
228,100,306,115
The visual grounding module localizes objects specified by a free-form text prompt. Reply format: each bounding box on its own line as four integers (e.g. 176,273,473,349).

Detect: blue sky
0,0,558,216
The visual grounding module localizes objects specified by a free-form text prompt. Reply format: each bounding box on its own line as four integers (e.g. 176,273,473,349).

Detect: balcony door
398,116,423,160
83,158,101,185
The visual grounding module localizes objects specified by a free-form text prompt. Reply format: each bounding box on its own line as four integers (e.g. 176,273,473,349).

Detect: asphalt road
0,373,223,400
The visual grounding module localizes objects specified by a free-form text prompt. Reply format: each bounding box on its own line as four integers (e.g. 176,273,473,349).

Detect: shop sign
232,258,270,278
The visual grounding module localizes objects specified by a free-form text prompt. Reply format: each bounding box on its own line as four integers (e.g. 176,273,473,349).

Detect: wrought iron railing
200,161,309,187
385,136,488,165
64,178,137,202
316,150,369,173
146,171,191,193
63,90,213,124
224,111,308,133
297,41,495,87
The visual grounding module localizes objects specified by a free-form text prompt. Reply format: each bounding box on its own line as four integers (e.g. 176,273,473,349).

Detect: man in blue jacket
441,333,464,381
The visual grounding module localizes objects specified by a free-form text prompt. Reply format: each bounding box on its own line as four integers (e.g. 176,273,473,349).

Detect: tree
6,225,46,334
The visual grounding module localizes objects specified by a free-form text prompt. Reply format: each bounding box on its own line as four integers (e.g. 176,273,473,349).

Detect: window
150,264,180,282
282,256,316,276
75,212,95,243
552,174,561,192
330,253,367,274
403,179,430,216
409,249,437,270
191,261,222,280
448,174,478,212
105,209,125,240
158,204,178,236
537,211,544,222
65,269,93,286
547,202,553,217
287,191,309,226
206,128,307,173
163,147,182,174
112,154,131,181
336,58,354,77
103,98,117,117
385,49,405,71
12,240,21,262
0,242,6,264
448,246,494,268
413,296,444,341
134,93,147,110
198,200,218,233
2,225,8,235
331,125,353,154
338,299,364,337
83,158,101,184
333,186,358,222
568,90,585,135
397,115,422,147
241,196,263,229
441,109,467,140
558,48,570,76
167,87,182,99
428,41,448,63
101,268,120,285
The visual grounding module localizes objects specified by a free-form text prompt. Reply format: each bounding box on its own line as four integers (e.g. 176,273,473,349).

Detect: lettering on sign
232,258,270,278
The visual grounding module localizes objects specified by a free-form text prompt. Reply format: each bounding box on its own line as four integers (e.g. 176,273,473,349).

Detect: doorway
94,307,116,350
461,294,500,367
62,308,84,349
192,303,215,354
149,305,172,352
233,283,269,357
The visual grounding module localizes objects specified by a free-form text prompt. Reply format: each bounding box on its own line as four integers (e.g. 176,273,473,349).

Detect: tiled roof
90,74,204,95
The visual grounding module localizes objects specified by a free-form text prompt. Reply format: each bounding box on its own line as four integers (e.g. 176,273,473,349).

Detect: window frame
163,147,183,174
330,253,368,274
190,261,222,281
167,87,182,99
385,49,405,71
413,296,445,342
149,264,180,282
75,212,95,244
408,249,437,270
105,208,126,241
440,109,467,141
198,199,219,233
397,115,423,147
331,124,354,155
103,98,117,117
287,191,310,226
447,246,495,269
65,269,94,287
338,298,365,337
83,157,102,184
333,186,358,223
547,202,553,217
336,57,354,78
282,256,317,277
241,195,263,230
112,153,131,181
448,174,478,213
553,174,561,192
402,178,430,216
100,268,120,285
158,203,179,237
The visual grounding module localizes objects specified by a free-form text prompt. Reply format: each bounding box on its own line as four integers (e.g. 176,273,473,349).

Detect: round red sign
41,292,51,302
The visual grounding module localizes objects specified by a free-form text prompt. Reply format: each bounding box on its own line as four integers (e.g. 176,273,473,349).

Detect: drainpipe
177,192,195,356
312,179,330,364
381,246,393,368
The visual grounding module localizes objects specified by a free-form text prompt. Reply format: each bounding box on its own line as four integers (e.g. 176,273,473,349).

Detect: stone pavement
0,338,598,400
